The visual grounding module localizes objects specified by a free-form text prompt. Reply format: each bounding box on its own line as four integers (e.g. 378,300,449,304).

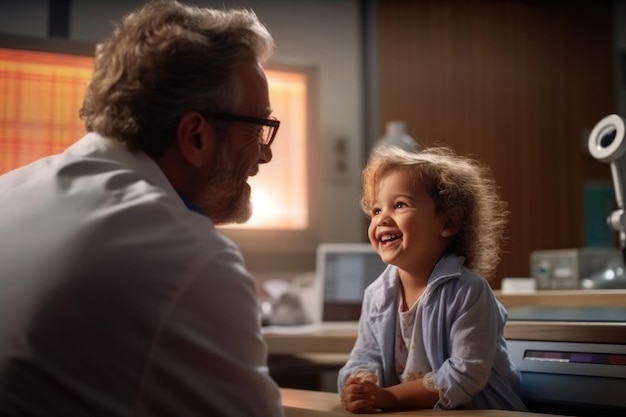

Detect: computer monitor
314,243,387,323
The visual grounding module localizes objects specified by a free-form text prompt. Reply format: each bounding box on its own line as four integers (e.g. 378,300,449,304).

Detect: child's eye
395,201,408,209
371,208,381,216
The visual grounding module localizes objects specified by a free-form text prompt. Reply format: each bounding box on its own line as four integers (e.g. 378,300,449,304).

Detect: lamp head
588,114,626,163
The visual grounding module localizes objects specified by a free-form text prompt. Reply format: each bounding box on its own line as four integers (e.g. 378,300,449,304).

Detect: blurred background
1,0,624,288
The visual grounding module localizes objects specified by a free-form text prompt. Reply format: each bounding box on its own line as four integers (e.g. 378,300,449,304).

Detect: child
338,145,526,413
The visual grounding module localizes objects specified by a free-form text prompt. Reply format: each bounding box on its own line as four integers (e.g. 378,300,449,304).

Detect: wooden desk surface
280,388,559,417
494,289,626,309
265,290,626,354
264,319,626,354
264,326,358,354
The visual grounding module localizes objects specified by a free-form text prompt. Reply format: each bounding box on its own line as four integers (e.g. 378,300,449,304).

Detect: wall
2,0,626,283
615,0,626,116
374,0,615,286
0,0,48,37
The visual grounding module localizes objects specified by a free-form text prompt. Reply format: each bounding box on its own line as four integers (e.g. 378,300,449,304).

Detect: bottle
373,120,418,153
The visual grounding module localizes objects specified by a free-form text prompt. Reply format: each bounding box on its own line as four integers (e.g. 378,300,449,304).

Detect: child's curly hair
360,145,508,280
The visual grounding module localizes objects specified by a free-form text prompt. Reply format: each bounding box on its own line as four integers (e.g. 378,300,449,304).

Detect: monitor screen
316,243,387,322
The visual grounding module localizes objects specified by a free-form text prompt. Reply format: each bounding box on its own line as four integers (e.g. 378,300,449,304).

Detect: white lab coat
0,132,284,416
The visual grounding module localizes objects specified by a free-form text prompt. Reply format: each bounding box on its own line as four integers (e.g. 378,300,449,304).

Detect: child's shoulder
434,255,492,292
439,264,496,305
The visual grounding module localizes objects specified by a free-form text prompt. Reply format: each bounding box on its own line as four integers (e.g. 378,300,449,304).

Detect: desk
264,325,358,355
280,388,560,417
268,291,626,415
265,320,626,395
265,289,626,354
494,289,626,309
264,320,626,354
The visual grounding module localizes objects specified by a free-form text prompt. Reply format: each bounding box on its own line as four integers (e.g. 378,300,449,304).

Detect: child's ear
444,207,464,235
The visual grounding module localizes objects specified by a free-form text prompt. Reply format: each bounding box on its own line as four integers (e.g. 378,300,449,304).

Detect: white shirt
394,294,431,382
0,133,284,417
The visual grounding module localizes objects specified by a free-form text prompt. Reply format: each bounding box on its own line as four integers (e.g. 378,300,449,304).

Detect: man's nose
259,143,273,164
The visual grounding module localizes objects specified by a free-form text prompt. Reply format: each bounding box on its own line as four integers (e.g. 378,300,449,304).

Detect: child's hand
341,372,379,413
352,370,378,384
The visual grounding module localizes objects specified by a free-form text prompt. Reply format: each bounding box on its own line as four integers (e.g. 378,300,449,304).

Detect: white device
588,114,626,250
310,243,387,324
530,248,621,290
508,339,626,413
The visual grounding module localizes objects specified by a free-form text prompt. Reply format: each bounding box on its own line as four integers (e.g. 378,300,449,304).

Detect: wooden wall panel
376,0,614,286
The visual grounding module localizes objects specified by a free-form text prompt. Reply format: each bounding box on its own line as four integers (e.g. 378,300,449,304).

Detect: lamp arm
589,114,626,264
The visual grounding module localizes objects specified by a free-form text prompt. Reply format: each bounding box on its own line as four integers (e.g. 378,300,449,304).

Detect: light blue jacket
338,254,527,411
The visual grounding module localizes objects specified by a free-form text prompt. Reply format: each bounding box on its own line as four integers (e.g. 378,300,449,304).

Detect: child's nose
376,211,393,226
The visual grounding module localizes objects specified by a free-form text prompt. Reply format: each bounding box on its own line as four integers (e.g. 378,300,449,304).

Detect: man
0,1,284,416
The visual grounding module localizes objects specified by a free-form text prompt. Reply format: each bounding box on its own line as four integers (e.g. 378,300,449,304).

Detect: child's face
367,170,448,275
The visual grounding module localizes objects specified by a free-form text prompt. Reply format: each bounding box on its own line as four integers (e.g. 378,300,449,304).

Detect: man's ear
176,111,217,168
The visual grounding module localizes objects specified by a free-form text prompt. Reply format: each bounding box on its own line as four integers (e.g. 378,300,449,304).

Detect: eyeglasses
202,112,280,146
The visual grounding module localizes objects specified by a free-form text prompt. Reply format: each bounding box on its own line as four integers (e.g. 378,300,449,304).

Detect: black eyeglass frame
202,112,280,146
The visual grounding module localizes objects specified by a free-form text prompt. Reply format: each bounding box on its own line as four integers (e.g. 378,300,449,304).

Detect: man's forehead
235,61,270,116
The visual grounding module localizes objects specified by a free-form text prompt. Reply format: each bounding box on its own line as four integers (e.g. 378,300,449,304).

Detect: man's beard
197,145,253,225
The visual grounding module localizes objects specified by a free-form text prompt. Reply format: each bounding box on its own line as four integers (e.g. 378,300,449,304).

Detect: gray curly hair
79,0,274,156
